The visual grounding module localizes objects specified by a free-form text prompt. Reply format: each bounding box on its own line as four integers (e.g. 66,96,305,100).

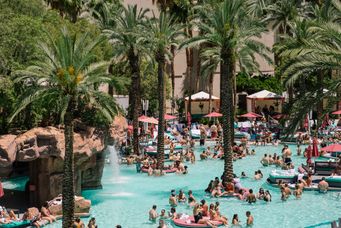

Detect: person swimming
149,205,159,222
247,189,256,204
169,191,178,207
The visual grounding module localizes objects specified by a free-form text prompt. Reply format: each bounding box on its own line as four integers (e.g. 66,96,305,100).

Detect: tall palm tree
146,12,184,169
152,0,193,116
278,19,341,133
265,0,308,103
10,28,120,228
182,0,271,181
105,5,149,155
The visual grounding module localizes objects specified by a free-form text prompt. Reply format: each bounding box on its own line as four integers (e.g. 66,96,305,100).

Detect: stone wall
0,116,127,206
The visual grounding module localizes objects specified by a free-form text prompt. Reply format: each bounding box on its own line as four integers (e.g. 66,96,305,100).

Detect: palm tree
45,0,83,22
278,18,341,133
105,5,149,155
146,12,184,169
152,0,193,116
9,28,120,228
182,0,271,181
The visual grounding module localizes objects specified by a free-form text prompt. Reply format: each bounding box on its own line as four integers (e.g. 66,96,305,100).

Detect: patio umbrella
332,110,341,115
304,114,309,129
321,114,330,128
239,112,262,118
204,112,223,118
0,181,3,198
273,114,287,119
187,112,191,128
320,144,341,152
138,115,148,121
138,116,159,124
165,114,177,120
312,137,319,157
306,145,312,165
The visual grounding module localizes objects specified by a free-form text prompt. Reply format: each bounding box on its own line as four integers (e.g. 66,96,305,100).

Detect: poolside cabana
246,90,284,113
185,91,220,118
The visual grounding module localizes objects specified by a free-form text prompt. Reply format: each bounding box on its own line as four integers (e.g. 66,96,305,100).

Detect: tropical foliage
1,0,341,224
182,0,271,181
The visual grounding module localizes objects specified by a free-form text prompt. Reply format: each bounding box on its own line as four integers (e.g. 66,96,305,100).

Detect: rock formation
0,116,127,206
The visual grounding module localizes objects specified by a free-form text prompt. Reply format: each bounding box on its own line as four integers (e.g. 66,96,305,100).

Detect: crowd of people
149,194,254,228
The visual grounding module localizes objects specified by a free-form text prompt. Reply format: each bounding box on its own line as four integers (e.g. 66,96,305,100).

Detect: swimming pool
48,143,340,228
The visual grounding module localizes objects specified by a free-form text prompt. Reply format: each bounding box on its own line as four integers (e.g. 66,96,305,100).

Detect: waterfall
107,145,120,178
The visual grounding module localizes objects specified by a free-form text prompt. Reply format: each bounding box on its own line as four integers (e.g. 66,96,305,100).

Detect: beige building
121,0,275,112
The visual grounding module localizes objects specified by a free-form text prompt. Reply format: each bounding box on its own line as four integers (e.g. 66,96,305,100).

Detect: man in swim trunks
293,184,302,199
169,191,178,207
246,211,253,226
282,145,292,165
200,199,208,217
318,177,329,193
284,183,292,196
149,205,159,222
247,189,256,204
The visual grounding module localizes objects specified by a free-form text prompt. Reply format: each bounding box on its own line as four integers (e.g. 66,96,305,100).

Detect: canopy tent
184,91,220,117
185,91,219,100
204,112,222,118
239,112,262,118
246,90,284,113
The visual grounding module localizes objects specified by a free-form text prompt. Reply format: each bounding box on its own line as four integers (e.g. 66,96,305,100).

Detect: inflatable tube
220,193,239,198
0,221,31,228
260,161,269,167
325,176,341,183
141,167,177,173
298,167,305,174
173,216,223,228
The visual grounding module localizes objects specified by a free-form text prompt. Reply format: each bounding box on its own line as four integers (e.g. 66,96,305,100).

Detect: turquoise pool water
2,176,28,191
48,143,341,228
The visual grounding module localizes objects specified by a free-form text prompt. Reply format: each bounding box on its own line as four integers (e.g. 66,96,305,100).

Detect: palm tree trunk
108,62,114,97
156,50,165,170
317,70,324,129
129,51,141,155
186,26,194,119
220,47,235,182
186,47,193,117
171,45,176,115
208,73,213,114
62,101,75,228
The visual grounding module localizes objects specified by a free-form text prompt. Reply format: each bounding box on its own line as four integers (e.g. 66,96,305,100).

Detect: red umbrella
321,115,330,128
306,145,312,165
304,114,309,129
0,181,3,198
332,110,341,115
312,137,319,157
272,114,287,119
239,112,262,118
139,116,159,124
187,112,191,127
138,115,148,121
165,114,177,120
320,144,341,152
204,112,223,118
